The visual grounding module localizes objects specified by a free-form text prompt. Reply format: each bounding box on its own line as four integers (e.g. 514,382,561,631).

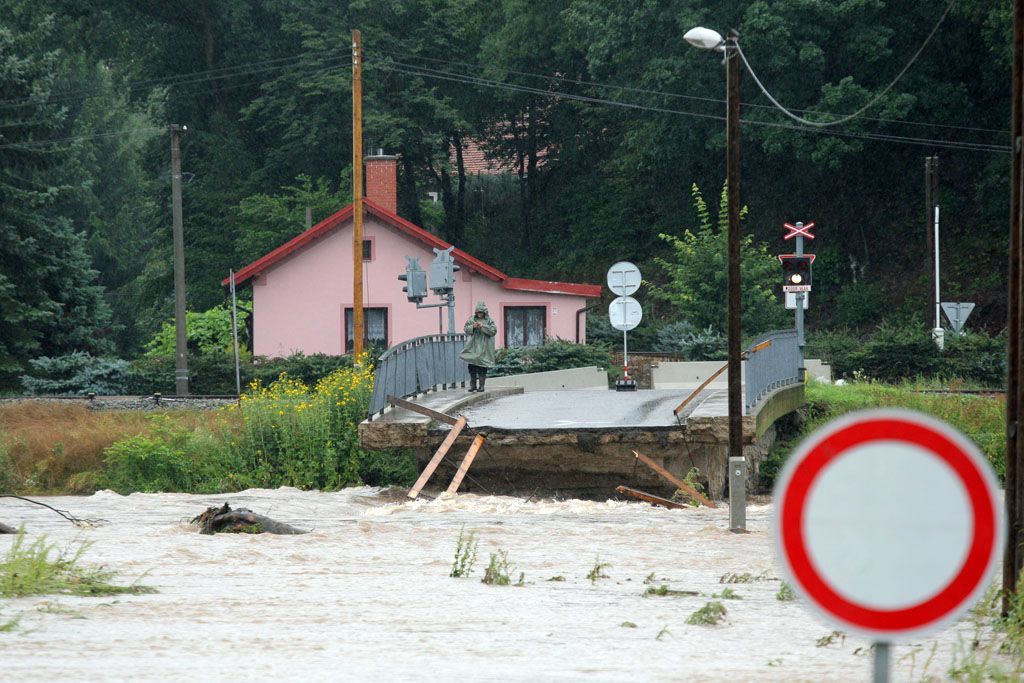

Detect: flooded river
0,488,993,681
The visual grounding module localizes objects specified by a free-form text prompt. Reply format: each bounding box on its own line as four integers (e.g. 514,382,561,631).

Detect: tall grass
0,403,224,493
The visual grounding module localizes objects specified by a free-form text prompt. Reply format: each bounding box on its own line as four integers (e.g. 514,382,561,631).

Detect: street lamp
687,26,744,531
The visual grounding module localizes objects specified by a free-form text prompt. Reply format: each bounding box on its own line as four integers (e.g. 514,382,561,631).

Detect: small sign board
941,302,975,335
785,292,809,310
609,296,642,331
773,409,1002,640
783,284,811,293
607,262,642,297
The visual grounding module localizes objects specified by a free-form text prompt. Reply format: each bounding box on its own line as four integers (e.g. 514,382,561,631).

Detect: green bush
651,321,726,360
848,323,941,382
805,328,862,378
102,419,254,494
941,332,1007,388
490,340,613,377
20,352,128,396
126,352,356,395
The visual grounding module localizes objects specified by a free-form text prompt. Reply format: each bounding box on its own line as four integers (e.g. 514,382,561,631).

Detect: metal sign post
607,262,642,391
783,221,815,351
933,206,944,350
773,410,1003,682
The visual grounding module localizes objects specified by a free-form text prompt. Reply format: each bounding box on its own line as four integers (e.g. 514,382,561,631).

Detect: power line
736,0,956,128
379,43,1008,136
0,126,165,151
375,62,1009,154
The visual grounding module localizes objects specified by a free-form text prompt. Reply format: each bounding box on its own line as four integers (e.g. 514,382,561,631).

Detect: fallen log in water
0,521,16,534
191,503,308,535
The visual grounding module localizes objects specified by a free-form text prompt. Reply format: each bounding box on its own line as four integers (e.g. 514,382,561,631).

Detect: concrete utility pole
352,29,365,359
725,29,744,532
1005,0,1024,613
170,124,188,396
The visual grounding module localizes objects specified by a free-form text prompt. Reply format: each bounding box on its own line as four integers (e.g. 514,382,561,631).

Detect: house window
344,307,388,352
504,306,546,348
362,239,373,261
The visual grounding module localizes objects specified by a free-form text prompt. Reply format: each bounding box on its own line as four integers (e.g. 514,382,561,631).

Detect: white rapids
0,488,993,681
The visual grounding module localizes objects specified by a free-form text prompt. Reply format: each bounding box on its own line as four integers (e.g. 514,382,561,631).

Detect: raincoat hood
474,301,489,314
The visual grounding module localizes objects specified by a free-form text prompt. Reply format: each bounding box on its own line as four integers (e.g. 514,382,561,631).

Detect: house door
504,306,546,348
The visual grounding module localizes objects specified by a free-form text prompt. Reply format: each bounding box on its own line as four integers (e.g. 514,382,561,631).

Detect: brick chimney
364,150,398,214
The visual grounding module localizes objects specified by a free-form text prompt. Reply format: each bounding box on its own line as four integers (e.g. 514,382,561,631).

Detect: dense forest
0,0,1014,388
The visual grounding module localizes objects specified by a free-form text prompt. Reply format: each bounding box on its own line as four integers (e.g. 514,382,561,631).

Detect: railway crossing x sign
783,221,816,240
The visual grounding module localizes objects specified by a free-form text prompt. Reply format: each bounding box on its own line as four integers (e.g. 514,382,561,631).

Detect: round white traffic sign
606,261,642,297
608,296,642,331
772,409,1002,640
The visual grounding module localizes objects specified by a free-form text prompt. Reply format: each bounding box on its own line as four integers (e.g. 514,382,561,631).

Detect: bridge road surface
454,387,726,430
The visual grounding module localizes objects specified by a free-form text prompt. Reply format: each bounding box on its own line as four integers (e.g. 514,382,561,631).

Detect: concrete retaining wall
650,361,744,389
488,366,608,391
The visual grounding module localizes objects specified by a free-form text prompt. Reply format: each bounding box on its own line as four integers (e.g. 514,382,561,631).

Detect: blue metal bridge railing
745,329,802,412
368,334,469,418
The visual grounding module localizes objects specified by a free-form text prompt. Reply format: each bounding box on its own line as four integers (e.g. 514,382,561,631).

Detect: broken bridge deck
359,383,804,500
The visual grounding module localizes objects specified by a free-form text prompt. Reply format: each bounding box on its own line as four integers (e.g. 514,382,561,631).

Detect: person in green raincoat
459,301,496,392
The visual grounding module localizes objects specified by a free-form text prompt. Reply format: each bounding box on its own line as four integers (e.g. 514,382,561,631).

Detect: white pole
230,270,241,395
934,205,941,330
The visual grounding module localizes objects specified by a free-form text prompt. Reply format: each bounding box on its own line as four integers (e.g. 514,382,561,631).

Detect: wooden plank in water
632,450,716,508
387,394,458,426
408,415,467,499
615,486,688,510
446,434,487,494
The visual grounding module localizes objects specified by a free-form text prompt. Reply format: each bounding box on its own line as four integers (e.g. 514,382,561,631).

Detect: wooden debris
408,415,467,499
0,521,17,534
386,395,459,426
632,450,716,508
190,503,307,535
446,434,486,494
615,486,688,510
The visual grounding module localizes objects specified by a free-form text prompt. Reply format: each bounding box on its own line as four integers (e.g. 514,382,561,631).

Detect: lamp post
686,26,744,530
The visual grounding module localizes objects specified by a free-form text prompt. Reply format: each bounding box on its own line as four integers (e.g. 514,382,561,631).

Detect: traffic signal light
398,256,427,303
428,246,460,294
780,255,812,289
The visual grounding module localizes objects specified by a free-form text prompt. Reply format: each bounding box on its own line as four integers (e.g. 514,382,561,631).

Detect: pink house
226,154,601,357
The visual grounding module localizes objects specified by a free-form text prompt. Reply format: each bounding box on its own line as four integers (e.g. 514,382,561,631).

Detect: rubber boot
468,374,478,392
477,374,486,392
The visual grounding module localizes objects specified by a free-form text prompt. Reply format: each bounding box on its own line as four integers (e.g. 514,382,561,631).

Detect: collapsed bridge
359,332,820,500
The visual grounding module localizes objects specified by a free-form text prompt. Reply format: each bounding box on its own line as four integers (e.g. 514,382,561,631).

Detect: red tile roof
225,199,600,299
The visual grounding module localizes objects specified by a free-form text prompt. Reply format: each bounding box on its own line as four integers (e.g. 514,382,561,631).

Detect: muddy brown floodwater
0,488,999,681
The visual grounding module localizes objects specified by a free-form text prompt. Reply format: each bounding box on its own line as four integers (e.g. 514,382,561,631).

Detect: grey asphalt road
457,389,715,430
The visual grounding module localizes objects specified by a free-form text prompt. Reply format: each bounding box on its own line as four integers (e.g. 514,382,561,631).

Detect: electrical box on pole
397,256,427,303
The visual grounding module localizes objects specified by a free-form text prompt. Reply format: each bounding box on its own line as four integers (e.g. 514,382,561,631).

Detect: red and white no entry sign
773,409,1003,640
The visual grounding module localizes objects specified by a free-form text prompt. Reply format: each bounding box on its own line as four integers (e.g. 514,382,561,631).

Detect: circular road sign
608,296,642,331
772,409,1002,641
607,261,642,297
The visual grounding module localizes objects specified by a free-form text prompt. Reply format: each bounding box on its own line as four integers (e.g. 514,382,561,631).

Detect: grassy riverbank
762,381,1006,488
0,361,415,495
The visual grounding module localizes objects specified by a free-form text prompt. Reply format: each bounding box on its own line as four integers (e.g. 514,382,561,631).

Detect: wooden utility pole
170,124,189,396
1005,0,1024,611
352,29,365,359
725,29,743,531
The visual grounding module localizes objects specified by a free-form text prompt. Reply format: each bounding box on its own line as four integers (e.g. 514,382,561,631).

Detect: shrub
228,359,380,490
651,322,726,360
102,414,253,494
490,340,612,377
126,352,356,396
805,328,862,378
20,352,128,396
848,323,941,382
144,305,249,358
941,332,1007,388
